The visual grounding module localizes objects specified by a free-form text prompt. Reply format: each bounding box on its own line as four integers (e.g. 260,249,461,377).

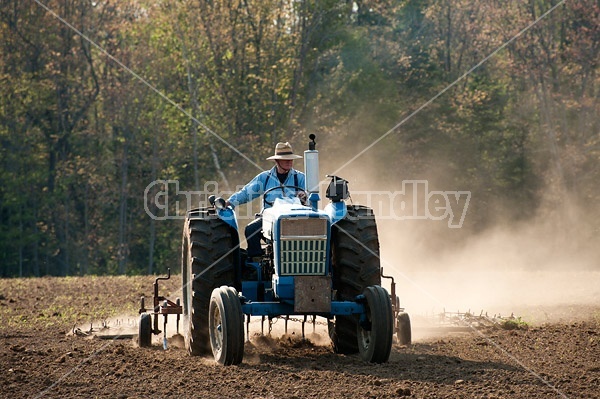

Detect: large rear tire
209,286,245,365
329,205,381,354
182,211,236,356
358,286,394,363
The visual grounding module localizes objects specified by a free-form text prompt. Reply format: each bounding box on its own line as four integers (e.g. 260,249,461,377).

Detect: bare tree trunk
82,182,90,276
148,129,158,275
536,80,566,191
118,128,129,275
176,18,230,191
148,214,156,275
33,206,39,277
288,2,308,128
445,1,452,74
64,192,70,276
18,205,23,277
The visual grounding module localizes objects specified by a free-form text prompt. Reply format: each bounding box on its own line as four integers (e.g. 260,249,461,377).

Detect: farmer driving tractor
226,141,306,259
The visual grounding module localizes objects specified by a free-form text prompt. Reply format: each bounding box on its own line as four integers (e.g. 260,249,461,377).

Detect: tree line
0,0,597,277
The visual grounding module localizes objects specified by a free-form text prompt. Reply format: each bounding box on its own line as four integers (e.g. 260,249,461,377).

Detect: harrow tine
246,314,250,342
301,315,306,340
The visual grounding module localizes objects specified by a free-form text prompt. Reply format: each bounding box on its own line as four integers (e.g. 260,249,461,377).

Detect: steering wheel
263,185,308,207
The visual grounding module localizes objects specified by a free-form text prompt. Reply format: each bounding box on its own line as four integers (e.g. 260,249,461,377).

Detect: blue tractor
176,135,410,365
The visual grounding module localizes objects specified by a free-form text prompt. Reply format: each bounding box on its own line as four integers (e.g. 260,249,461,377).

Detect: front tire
358,286,393,363
209,286,245,365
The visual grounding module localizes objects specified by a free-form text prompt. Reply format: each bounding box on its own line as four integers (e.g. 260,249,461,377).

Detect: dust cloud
71,314,139,338
378,225,600,323
74,310,333,350
315,146,600,330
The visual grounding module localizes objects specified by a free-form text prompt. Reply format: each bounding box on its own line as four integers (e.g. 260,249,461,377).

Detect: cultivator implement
416,309,522,333
137,269,182,348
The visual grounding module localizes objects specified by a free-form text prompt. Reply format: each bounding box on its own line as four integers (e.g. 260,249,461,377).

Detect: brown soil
1,276,599,399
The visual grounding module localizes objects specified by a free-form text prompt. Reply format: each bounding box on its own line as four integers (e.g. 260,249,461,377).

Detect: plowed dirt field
1,275,598,399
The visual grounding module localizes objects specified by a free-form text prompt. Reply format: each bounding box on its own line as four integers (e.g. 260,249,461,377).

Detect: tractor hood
262,197,330,239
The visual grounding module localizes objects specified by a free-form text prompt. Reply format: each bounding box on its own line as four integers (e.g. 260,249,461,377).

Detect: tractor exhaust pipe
304,134,320,209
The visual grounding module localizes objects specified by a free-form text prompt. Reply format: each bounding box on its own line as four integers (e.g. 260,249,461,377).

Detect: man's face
275,159,293,173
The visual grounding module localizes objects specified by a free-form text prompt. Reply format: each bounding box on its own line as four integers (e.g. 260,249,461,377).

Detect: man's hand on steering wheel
262,185,308,207
296,190,308,205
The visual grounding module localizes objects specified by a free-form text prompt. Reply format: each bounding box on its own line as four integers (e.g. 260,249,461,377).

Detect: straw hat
266,142,302,160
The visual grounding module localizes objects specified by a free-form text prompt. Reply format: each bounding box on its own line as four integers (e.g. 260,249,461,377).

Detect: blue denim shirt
228,166,306,210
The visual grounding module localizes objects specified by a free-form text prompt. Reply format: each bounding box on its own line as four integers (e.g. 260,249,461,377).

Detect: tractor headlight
214,197,227,210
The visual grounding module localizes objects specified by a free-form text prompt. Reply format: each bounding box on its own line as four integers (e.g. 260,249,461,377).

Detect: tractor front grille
280,217,327,237
279,238,327,275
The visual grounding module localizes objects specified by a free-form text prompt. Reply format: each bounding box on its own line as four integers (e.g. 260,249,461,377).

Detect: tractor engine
262,204,332,311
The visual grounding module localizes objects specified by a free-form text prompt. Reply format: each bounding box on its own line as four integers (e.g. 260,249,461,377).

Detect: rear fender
187,207,239,231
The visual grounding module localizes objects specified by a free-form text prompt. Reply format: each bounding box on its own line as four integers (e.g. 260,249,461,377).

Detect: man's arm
227,171,267,208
